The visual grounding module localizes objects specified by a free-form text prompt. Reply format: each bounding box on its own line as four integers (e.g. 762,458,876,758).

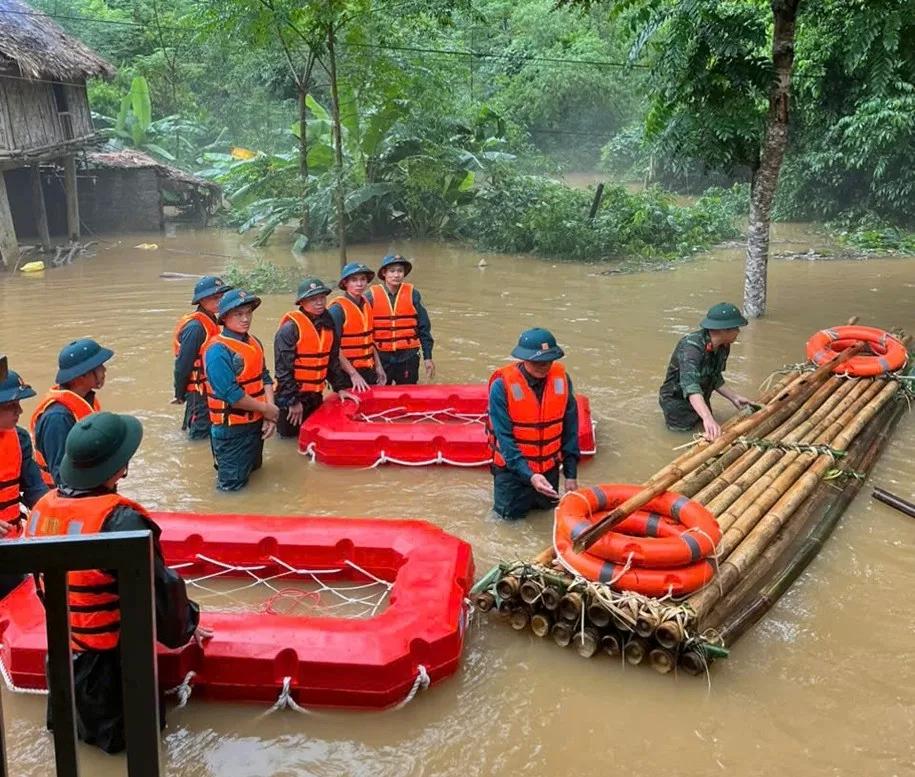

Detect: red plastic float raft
0,513,474,710
298,384,597,467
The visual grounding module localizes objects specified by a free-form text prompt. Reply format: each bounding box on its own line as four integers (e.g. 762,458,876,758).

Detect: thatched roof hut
0,0,116,81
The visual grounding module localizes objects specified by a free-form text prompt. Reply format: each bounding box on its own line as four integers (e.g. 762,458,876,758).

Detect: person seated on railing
30,338,114,486
203,289,279,491
0,365,48,598
170,275,231,440
328,262,388,393
25,411,213,755
365,254,435,385
274,277,354,439
487,328,580,520
658,302,753,441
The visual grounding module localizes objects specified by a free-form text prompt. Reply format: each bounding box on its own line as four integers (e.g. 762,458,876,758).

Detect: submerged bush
464,173,743,261
222,259,300,294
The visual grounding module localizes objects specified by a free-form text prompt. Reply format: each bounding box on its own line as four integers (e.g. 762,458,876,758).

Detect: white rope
0,650,48,695
164,671,196,709
298,442,317,462
392,665,430,710
365,450,494,469
257,676,313,717
258,665,430,717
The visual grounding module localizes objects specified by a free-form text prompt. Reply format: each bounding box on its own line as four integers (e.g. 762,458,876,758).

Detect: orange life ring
806,325,907,377
554,531,716,598
556,485,720,568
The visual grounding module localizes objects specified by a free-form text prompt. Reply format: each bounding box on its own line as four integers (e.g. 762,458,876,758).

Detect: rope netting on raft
353,406,487,425
169,555,393,618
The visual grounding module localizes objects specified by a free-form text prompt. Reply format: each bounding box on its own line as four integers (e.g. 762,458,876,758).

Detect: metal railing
0,530,161,777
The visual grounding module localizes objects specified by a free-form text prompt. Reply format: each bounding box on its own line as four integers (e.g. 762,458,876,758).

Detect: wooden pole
572,343,866,554
62,155,80,241
0,170,19,269
30,164,50,251
871,487,915,519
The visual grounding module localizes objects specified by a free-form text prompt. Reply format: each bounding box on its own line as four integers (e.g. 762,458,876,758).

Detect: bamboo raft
473,325,913,676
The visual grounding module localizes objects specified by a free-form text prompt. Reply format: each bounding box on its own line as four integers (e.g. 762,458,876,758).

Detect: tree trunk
743,0,801,319
297,54,315,245
327,22,348,269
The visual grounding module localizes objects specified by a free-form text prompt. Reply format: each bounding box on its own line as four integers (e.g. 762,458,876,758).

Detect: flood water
1,225,914,777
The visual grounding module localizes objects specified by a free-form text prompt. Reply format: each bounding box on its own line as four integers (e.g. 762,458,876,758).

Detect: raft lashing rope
297,384,597,466
479,324,912,677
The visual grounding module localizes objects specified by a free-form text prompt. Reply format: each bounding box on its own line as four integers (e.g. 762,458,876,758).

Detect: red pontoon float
0,513,474,711
298,384,598,467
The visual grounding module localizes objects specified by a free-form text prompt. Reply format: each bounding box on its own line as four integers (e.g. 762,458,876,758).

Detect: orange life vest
329,296,375,370
204,334,266,426
173,310,220,395
26,490,150,652
278,310,333,393
30,389,101,486
370,283,420,353
487,362,569,474
0,429,23,537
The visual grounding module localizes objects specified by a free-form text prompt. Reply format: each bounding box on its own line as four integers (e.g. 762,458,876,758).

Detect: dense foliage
32,0,915,262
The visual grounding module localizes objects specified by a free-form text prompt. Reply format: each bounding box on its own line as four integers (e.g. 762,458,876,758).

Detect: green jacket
659,329,729,409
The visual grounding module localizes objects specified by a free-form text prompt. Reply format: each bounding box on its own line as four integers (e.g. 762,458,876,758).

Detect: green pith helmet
700,302,749,331
296,277,332,304
58,411,143,490
511,328,565,362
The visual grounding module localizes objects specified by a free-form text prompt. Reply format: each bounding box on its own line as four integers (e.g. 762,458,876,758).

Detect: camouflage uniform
658,330,730,431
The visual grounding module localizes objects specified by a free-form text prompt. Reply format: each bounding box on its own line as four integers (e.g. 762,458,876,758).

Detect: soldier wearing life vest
25,411,210,754
203,289,278,491
0,361,48,598
659,302,752,441
365,254,435,385
274,277,354,439
31,338,113,487
327,262,387,393
171,275,231,440
487,328,581,520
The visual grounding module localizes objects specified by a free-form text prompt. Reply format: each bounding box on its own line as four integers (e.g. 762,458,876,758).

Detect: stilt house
0,0,115,267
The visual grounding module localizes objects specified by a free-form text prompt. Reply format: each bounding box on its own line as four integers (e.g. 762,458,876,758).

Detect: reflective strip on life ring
554,530,716,598
805,325,907,377
555,484,720,569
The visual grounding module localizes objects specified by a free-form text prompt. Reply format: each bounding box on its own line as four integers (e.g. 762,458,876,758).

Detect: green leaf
305,95,331,122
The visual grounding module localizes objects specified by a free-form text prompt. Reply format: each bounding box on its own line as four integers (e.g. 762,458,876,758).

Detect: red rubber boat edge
0,513,475,710
297,384,597,467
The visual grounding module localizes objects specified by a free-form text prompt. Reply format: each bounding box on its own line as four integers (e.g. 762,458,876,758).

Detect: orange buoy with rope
806,325,907,377
555,484,720,569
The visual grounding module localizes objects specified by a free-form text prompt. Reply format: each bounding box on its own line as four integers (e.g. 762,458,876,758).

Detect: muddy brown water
1,226,914,777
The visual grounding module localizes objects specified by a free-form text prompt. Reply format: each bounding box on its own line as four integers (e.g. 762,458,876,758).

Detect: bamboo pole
558,592,583,622
687,379,899,621
496,576,520,600
673,376,836,498
531,612,554,638
551,622,573,647
601,632,622,657
711,395,906,648
649,647,677,674
540,586,562,611
623,636,650,665
586,600,613,628
713,378,882,555
474,592,495,612
692,377,851,506
574,627,601,658
708,378,875,536
573,345,865,554
702,397,892,626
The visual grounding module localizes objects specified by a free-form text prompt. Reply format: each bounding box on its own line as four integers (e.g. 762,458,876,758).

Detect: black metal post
43,570,79,777
117,536,161,776
872,487,915,519
0,531,161,777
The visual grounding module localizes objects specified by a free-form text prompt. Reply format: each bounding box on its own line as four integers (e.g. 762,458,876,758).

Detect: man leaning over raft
487,328,580,520
659,302,752,441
